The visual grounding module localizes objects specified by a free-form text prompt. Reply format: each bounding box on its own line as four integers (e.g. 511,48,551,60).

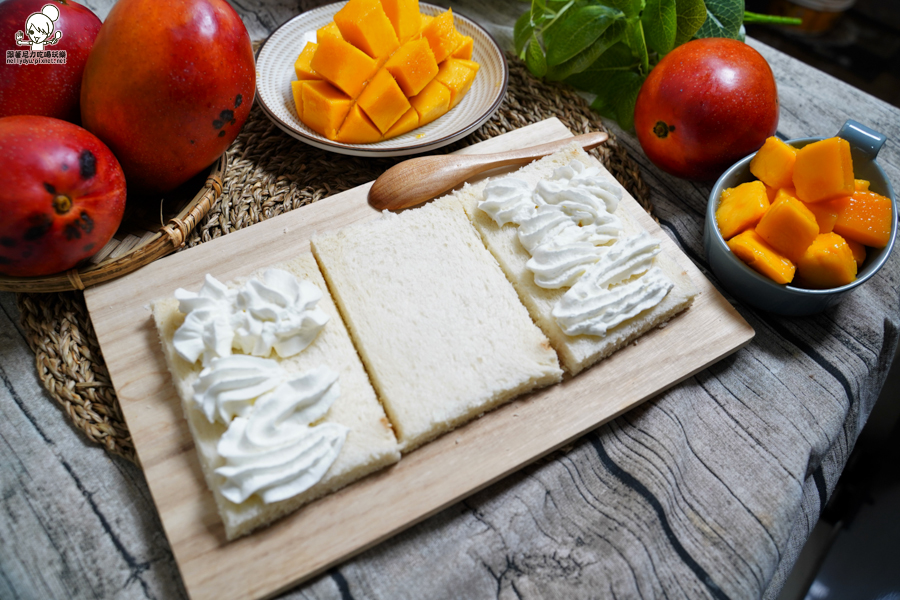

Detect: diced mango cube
383,107,419,138
855,179,870,192
434,58,479,109
755,192,820,263
750,136,797,190
833,190,893,248
795,232,857,289
310,35,379,99
421,9,462,63
727,229,796,284
357,69,411,134
334,0,400,59
317,22,342,43
294,42,322,81
800,194,844,234
793,137,855,203
451,35,474,59
381,0,421,42
336,104,383,144
715,180,770,240
846,237,866,266
299,80,352,140
417,13,433,35
408,78,450,126
384,38,439,97
290,80,304,119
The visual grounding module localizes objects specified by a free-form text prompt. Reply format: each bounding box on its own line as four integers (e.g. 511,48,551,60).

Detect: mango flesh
750,136,796,190
293,1,478,144
755,192,820,263
384,38,438,97
795,232,857,289
299,80,352,139
334,0,399,59
409,78,451,126
793,137,855,203
381,0,421,42
832,190,893,248
356,68,411,134
294,42,321,81
720,135,894,290
435,58,480,109
309,35,378,99
727,229,796,285
801,194,844,234
715,180,770,240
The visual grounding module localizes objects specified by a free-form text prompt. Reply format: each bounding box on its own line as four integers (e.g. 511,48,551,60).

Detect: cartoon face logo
15,4,63,51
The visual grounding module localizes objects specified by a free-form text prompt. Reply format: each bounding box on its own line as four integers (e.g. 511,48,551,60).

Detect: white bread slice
311,197,563,453
152,253,400,540
454,143,699,375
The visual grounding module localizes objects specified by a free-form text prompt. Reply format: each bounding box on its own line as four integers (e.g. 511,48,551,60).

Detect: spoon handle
368,131,610,211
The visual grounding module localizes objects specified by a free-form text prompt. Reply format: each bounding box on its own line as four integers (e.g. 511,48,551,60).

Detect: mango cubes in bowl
713,135,893,290
291,0,480,144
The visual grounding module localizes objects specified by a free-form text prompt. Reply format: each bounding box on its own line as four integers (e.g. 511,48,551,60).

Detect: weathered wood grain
2,1,899,599
0,294,188,600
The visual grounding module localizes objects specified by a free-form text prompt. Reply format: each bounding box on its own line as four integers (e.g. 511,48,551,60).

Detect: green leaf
545,18,627,80
603,0,645,19
623,16,649,74
695,0,744,39
524,35,548,78
589,70,645,130
514,9,535,55
564,41,641,91
674,0,708,46
642,0,676,56
543,4,623,66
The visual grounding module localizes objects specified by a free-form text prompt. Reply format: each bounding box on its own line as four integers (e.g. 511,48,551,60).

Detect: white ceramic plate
255,2,508,157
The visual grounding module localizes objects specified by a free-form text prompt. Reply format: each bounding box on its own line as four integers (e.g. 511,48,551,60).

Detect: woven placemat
17,53,651,464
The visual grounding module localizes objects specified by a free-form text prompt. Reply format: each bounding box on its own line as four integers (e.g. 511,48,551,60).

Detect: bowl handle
837,119,886,164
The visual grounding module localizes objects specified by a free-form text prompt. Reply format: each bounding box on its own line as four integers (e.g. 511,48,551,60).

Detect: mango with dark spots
80,0,255,193
0,115,126,277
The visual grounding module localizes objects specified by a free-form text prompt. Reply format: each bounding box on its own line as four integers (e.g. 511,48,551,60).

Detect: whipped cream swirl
479,160,674,337
173,275,238,366
233,269,330,358
211,363,348,505
173,269,329,366
552,233,673,336
478,178,535,226
192,355,286,425
478,159,624,291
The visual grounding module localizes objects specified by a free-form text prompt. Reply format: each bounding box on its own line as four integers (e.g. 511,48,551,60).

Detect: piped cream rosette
172,269,348,506
478,159,674,336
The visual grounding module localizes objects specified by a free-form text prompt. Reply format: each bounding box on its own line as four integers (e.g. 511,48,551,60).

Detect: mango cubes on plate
291,0,479,144
716,135,893,289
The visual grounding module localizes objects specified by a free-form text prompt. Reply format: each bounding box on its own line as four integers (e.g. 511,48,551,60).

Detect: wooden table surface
2,2,898,600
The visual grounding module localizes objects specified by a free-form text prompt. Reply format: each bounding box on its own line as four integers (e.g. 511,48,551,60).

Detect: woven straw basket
0,154,227,293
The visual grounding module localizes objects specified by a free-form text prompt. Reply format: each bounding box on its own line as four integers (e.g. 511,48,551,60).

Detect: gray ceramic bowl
703,120,897,316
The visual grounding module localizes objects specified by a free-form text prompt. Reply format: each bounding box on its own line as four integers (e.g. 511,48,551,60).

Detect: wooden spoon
368,131,610,211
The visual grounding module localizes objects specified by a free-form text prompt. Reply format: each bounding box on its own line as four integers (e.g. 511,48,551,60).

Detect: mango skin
80,0,255,193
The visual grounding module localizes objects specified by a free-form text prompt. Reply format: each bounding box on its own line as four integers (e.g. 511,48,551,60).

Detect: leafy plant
515,0,799,130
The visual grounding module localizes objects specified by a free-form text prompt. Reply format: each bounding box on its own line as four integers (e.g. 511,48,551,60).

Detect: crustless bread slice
152,253,400,540
311,197,563,452
453,143,699,375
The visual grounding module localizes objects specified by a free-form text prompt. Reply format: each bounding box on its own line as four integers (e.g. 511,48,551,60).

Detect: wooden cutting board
84,118,754,600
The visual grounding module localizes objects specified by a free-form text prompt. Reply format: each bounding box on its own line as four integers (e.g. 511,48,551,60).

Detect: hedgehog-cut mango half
292,0,478,144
